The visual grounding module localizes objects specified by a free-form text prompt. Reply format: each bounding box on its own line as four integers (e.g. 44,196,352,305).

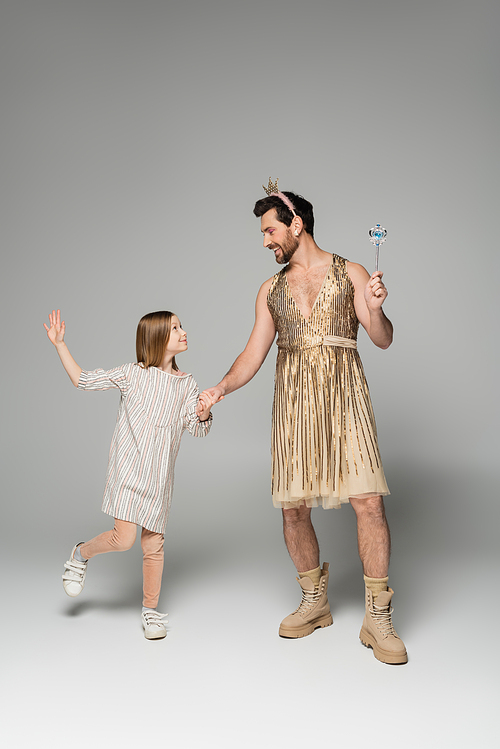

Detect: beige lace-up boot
359,587,408,664
279,562,333,638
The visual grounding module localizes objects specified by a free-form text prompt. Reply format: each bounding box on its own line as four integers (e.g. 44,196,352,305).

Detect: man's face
260,209,299,265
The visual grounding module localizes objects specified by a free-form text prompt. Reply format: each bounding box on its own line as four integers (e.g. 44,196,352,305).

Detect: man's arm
346,263,393,349
199,278,276,408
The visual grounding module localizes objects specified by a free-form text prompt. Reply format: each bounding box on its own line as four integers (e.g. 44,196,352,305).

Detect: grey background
1,0,498,747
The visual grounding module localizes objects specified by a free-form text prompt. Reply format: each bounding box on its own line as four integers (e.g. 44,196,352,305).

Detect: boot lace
370,603,397,638
295,586,321,615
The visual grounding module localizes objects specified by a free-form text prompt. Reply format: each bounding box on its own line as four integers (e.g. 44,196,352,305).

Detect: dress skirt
271,344,389,509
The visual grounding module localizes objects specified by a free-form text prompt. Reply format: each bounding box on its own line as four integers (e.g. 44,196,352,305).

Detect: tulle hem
272,488,390,510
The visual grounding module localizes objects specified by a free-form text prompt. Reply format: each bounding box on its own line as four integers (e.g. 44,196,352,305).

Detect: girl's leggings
80,518,164,609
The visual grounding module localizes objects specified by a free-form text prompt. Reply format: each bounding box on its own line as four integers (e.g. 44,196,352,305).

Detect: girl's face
165,315,188,356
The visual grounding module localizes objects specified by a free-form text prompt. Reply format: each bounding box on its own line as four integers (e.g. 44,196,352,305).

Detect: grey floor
2,462,498,749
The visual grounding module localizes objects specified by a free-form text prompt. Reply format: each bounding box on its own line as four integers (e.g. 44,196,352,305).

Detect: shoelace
62,559,87,581
296,586,322,615
142,611,168,628
370,604,397,638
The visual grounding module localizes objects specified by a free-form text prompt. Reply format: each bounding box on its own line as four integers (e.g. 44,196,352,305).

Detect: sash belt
278,335,357,351
322,335,357,350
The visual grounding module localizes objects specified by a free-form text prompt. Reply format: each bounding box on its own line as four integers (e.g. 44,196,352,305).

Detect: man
199,180,407,665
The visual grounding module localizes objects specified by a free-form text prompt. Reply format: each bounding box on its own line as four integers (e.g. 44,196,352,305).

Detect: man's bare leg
350,495,407,663
349,495,390,577
279,505,332,638
282,505,320,572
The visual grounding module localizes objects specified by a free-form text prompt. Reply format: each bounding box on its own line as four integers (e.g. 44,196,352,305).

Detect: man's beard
274,229,299,264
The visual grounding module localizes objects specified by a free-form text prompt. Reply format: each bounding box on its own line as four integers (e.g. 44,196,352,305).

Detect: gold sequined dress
267,253,389,509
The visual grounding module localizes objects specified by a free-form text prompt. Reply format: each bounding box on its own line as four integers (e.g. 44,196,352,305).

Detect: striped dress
78,364,212,533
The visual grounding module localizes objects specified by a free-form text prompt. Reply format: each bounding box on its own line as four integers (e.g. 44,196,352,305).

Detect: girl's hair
136,311,179,371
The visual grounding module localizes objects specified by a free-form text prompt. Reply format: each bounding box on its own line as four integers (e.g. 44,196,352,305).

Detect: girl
44,309,213,639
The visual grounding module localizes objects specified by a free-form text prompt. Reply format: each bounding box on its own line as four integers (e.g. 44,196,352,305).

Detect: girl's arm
43,309,82,387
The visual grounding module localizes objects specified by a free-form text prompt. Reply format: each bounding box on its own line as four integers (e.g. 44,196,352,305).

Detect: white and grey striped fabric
78,364,212,533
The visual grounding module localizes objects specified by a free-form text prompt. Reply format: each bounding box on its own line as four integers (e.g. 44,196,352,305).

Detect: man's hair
136,311,179,371
253,191,315,238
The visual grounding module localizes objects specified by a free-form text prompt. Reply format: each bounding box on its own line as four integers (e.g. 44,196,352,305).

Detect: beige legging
80,518,164,609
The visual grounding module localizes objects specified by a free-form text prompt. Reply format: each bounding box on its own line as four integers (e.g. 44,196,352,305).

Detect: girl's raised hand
43,309,66,347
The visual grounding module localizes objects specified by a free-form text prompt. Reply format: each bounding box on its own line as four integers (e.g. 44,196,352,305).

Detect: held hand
364,272,388,312
195,387,225,417
201,386,225,406
43,309,66,346
196,393,214,421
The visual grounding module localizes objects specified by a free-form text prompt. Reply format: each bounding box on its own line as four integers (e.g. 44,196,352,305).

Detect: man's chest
286,265,331,319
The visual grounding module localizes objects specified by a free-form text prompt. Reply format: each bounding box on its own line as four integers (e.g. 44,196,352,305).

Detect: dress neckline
283,254,334,323
151,367,191,378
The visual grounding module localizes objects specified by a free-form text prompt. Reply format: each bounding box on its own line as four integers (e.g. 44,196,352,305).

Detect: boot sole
359,627,408,665
279,613,333,639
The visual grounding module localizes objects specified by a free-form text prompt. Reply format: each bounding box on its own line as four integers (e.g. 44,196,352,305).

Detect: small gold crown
263,177,280,195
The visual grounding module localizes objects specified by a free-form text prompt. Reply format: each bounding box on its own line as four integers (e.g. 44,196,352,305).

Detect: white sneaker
141,610,168,640
62,543,88,597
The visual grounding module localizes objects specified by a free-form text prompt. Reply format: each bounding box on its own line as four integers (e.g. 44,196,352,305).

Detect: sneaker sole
359,626,408,664
63,583,85,597
279,613,333,639
143,629,167,640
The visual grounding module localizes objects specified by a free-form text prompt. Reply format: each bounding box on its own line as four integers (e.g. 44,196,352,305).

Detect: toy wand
369,224,387,272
